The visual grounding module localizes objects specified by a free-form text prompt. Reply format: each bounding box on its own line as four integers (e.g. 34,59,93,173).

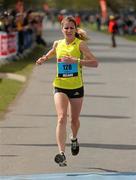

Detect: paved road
0,21,136,176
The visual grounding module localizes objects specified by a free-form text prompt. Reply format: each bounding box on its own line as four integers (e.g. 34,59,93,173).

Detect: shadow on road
3,143,136,150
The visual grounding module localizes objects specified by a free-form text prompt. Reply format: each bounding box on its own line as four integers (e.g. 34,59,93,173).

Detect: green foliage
49,0,99,10
2,0,135,11
107,0,136,12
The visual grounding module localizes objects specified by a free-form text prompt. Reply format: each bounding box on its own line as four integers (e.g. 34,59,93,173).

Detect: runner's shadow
0,155,17,157
84,167,119,173
75,143,136,150
80,114,130,119
6,143,136,150
85,94,129,99
17,113,131,119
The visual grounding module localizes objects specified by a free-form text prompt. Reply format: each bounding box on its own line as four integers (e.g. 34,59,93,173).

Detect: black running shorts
54,86,84,99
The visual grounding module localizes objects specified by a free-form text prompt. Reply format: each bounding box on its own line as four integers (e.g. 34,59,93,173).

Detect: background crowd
0,1,136,60
0,2,46,59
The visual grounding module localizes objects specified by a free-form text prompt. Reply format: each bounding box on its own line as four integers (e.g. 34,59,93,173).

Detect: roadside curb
0,72,26,82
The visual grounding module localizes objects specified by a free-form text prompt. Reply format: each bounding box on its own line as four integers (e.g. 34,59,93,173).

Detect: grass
0,45,45,118
0,79,22,112
123,34,136,41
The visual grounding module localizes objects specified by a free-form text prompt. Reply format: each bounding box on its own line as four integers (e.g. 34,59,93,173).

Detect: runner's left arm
79,41,98,67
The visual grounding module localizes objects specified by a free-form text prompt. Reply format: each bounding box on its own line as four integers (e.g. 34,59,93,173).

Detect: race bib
57,61,78,78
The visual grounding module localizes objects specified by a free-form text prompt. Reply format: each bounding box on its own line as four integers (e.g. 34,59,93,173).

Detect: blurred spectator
116,16,125,35
75,14,81,27
15,13,24,54
131,18,136,35
124,16,133,34
0,17,5,31
108,15,118,47
0,11,16,33
15,0,24,14
32,15,47,47
58,13,64,23
95,14,101,31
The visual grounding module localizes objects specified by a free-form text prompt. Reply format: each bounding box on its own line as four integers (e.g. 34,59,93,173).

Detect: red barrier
0,32,18,59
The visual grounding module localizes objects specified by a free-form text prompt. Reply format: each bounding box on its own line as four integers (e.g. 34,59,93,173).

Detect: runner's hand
62,56,77,64
36,57,45,65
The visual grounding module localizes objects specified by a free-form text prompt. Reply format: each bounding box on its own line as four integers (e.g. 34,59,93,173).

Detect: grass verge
0,45,45,118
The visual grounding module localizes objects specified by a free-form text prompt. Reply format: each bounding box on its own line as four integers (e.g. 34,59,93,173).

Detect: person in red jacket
75,14,81,27
108,15,118,47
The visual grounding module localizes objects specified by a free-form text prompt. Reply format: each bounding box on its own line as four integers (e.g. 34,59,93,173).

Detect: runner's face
62,21,76,41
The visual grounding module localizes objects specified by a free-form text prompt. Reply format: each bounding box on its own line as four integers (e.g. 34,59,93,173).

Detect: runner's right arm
36,41,58,65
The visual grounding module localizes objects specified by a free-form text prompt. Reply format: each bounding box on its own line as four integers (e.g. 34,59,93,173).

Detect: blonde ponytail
75,28,89,41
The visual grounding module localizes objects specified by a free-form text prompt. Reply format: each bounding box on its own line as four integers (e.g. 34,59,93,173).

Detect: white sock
60,151,65,155
71,137,77,141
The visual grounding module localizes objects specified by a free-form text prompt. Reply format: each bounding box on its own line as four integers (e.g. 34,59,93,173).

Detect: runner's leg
54,92,69,153
69,97,83,138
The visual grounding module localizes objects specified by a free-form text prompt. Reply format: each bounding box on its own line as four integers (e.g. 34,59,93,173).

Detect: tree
2,0,136,11
107,0,136,12
50,0,99,10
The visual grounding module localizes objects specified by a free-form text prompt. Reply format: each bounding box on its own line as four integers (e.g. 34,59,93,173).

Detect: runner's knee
57,114,67,125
